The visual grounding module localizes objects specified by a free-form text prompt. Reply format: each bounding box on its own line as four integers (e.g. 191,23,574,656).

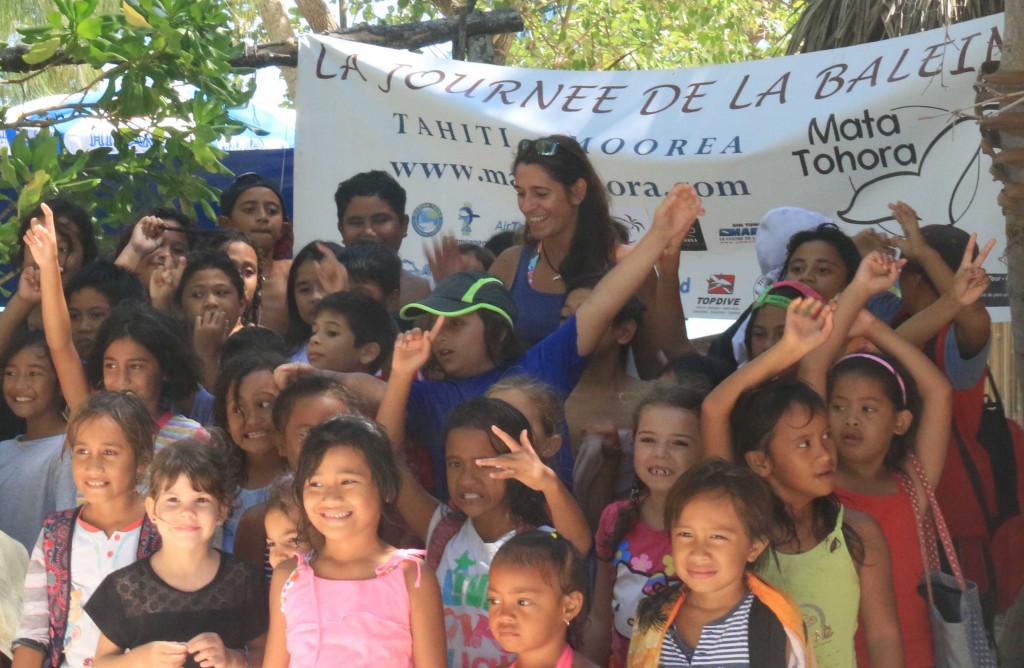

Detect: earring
563,619,570,627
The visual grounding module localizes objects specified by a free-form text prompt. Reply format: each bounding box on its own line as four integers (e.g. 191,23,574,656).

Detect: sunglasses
518,138,562,157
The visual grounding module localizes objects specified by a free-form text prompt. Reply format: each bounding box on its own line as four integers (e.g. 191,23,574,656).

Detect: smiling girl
87,438,267,668
0,330,74,554
12,392,158,668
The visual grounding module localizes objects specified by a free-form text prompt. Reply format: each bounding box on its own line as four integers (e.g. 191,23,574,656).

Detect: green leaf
76,17,104,39
17,171,52,217
22,38,62,65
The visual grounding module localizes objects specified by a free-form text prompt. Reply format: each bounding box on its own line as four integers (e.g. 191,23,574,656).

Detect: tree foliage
0,0,252,260
349,0,799,69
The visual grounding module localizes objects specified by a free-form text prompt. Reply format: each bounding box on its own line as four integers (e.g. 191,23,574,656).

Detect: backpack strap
43,506,82,668
748,597,788,668
427,506,467,571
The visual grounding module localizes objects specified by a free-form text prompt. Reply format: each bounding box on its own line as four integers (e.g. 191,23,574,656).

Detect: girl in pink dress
488,531,599,668
263,416,447,668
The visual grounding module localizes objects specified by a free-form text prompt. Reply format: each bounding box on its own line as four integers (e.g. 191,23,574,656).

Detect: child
262,416,446,668
584,385,705,668
231,377,357,566
625,459,811,667
0,198,98,361
0,330,75,553
744,281,822,363
334,170,431,310
284,240,345,362
272,375,359,469
378,325,591,667
486,375,572,486
213,351,288,554
793,247,961,666
702,298,904,668
309,292,397,376
562,273,646,456
218,172,292,338
114,207,195,294
64,261,146,360
86,438,268,667
12,392,159,668
172,249,249,389
26,204,206,449
262,473,309,569
487,531,597,668
339,238,402,312
199,229,263,327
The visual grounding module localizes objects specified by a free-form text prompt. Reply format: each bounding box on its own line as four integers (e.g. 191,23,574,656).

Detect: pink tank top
281,549,425,667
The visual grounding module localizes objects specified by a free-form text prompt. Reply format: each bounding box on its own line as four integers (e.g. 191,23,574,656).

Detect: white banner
296,14,1008,321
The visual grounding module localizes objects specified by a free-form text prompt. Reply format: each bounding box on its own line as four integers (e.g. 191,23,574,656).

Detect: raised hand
273,361,317,390
651,183,704,246
889,201,929,260
16,266,42,304
852,228,895,258
426,234,469,283
390,316,444,378
314,242,348,294
478,425,556,492
150,255,185,308
129,215,166,258
852,250,905,296
949,233,994,306
22,203,61,269
781,297,835,355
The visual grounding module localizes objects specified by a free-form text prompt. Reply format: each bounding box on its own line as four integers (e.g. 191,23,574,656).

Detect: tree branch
0,9,524,73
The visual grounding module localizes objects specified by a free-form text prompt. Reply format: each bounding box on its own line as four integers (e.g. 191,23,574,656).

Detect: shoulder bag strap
907,453,967,590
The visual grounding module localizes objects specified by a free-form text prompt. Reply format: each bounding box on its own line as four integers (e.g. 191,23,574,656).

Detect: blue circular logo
411,202,443,237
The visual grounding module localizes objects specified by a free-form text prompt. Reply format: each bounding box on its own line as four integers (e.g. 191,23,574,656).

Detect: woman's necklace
526,241,562,286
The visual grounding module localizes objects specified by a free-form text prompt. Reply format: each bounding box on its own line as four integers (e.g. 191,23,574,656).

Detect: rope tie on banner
975,60,1024,217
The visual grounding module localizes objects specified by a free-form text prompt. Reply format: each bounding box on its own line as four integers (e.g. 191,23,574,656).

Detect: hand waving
390,317,444,378
781,297,835,356
314,242,348,294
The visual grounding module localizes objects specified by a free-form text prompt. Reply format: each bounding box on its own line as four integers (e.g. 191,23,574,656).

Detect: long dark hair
285,240,344,348
731,378,864,565
513,135,617,284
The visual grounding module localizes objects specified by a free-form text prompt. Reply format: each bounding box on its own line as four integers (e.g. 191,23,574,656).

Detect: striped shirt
659,592,754,667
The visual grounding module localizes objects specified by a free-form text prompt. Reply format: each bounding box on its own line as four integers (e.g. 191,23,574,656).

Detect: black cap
219,172,287,219
399,271,517,326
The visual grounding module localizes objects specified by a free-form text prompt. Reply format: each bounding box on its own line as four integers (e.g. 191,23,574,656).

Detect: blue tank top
509,244,565,348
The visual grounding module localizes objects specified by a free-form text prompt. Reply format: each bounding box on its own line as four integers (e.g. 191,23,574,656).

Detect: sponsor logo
683,220,708,251
458,203,480,235
494,220,522,233
718,225,758,243
679,277,691,295
411,202,443,237
706,274,735,295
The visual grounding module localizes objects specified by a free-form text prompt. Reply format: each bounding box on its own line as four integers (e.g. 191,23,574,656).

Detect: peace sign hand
477,425,556,492
949,233,995,306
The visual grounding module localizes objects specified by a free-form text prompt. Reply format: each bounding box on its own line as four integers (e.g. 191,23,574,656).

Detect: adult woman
490,135,620,348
